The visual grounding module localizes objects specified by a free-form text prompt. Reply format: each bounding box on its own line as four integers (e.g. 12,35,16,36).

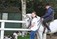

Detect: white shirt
4,36,11,39
8,38,11,39
4,36,8,39
13,32,18,39
31,17,38,31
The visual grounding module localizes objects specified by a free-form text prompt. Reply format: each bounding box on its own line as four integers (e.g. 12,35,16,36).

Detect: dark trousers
42,17,52,30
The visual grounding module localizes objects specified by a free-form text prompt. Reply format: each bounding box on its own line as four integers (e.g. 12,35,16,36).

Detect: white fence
0,20,31,39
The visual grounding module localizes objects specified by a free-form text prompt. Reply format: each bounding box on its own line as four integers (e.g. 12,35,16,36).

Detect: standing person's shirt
30,17,38,31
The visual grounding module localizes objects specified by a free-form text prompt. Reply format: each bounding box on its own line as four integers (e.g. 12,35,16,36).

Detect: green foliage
18,34,29,39
26,0,57,18
0,0,57,18
0,0,21,12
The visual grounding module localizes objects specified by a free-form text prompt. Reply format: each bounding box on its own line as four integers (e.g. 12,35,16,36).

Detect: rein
37,18,43,31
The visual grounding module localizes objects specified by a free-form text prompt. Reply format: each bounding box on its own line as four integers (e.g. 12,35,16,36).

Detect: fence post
1,22,5,39
21,0,26,37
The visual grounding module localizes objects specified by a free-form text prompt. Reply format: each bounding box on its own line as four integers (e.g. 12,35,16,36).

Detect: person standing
13,31,19,39
41,3,54,32
30,11,38,39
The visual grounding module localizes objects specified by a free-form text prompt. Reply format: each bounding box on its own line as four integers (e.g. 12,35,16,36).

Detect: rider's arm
42,8,53,18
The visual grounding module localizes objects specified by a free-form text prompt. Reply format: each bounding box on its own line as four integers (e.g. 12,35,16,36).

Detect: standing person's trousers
30,31,36,39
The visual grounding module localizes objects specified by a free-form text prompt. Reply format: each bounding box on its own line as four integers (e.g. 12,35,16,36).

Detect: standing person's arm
30,22,35,28
30,18,35,28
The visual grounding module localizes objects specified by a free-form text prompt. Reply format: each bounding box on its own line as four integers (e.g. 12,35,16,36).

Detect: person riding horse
41,3,54,33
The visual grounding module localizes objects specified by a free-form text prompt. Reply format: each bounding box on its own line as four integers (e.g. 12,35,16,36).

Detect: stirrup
48,30,51,32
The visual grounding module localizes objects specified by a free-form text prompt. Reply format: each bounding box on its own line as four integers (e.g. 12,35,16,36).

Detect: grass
18,35,30,39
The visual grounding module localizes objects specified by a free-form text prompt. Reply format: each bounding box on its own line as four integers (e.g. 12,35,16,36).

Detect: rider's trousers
42,17,52,30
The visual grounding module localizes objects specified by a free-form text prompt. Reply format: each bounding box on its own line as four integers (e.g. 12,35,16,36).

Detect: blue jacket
42,7,54,19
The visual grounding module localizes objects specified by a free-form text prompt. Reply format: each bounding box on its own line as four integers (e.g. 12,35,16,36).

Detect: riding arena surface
47,34,57,39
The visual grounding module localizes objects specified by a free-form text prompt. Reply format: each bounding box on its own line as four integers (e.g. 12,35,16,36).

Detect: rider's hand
40,17,43,20
40,17,44,22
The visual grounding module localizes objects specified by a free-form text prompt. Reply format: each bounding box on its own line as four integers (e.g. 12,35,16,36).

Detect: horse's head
25,14,32,27
25,13,41,28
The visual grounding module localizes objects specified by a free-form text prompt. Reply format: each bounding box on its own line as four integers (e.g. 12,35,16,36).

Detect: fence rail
0,20,30,39
0,28,31,31
0,20,25,23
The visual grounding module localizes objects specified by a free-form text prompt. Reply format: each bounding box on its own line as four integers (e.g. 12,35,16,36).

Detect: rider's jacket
42,7,54,20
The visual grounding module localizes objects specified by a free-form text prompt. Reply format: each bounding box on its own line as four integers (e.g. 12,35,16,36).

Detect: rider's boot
45,24,51,32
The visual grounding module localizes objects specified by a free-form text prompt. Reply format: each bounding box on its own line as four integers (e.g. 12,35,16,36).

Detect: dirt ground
47,34,57,39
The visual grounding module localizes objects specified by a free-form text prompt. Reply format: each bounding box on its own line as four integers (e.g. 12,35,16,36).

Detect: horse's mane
26,13,40,18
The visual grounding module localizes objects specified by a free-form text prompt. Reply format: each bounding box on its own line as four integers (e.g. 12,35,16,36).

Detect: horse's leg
37,32,40,39
38,32,43,39
36,32,39,39
22,31,26,37
42,33,46,39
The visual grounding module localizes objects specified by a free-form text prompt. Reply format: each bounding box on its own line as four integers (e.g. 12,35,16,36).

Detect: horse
25,13,57,39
